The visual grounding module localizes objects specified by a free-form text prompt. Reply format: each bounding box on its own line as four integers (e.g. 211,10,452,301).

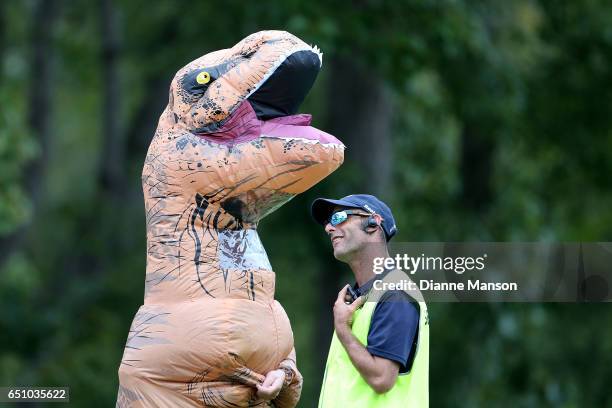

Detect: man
312,194,429,407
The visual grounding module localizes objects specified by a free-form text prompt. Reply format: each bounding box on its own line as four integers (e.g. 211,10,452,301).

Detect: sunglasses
327,210,372,226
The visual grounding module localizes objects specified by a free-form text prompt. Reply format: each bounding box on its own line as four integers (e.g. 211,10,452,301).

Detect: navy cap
311,194,397,241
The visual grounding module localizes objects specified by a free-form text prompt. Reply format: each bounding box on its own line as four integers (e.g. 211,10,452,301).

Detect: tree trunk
325,57,393,196
125,75,170,159
459,121,493,210
0,0,58,270
98,0,123,195
125,23,180,164
0,3,4,56
25,0,57,205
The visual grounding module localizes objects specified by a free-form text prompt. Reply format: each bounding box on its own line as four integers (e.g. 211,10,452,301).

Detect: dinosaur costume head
118,32,343,407
172,30,323,133
151,30,343,225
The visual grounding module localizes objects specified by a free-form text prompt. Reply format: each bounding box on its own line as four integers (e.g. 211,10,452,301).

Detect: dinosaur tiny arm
272,347,303,408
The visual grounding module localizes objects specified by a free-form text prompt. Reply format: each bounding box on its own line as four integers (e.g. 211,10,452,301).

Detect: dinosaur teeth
311,44,323,66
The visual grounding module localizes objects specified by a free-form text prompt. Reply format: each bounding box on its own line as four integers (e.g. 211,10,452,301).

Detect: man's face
324,206,370,262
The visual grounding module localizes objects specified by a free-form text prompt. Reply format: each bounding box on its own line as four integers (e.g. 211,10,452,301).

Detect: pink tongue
198,100,343,146
266,114,312,126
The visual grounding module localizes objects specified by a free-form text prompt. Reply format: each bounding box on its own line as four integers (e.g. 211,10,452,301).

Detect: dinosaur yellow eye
196,71,211,84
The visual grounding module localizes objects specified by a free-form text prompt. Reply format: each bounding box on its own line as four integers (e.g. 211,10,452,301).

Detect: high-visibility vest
318,272,429,408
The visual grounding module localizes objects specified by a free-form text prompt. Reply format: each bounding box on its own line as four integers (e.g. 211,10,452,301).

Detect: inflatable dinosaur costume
116,31,344,407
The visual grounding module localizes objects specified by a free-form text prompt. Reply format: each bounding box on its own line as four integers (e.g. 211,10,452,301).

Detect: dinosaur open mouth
248,49,321,120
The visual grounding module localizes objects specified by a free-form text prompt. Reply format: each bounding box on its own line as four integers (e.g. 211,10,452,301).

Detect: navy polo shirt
353,272,420,374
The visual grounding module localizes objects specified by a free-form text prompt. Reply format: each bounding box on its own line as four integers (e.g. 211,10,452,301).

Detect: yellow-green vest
319,273,429,408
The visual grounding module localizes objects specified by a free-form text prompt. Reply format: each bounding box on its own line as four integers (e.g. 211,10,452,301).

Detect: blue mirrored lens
330,211,348,226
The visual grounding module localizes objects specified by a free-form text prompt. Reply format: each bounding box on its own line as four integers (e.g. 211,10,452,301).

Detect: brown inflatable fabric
116,31,344,407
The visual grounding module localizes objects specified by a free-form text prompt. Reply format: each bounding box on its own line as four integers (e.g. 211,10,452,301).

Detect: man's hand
256,369,285,401
333,285,367,331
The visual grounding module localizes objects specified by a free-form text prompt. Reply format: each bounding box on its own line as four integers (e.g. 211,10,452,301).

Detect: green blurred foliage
0,0,36,235
0,106,36,235
1,0,612,407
